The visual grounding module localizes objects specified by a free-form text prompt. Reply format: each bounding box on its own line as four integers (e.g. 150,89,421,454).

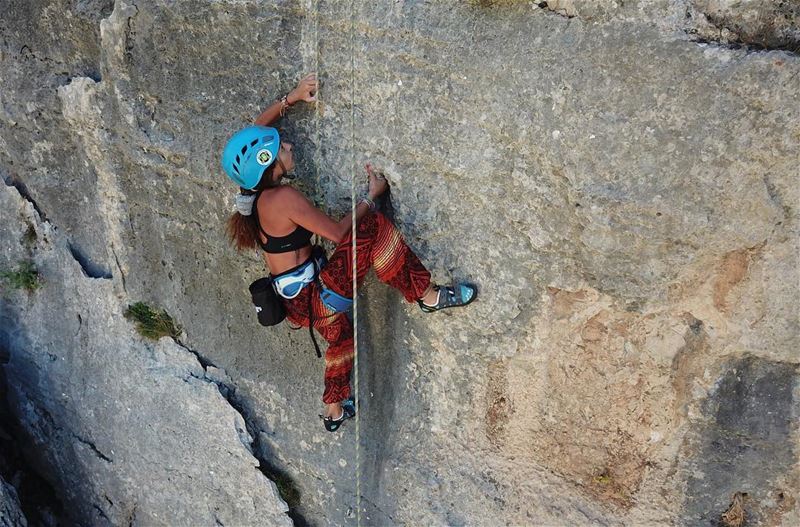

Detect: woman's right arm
283,165,388,243
254,73,318,126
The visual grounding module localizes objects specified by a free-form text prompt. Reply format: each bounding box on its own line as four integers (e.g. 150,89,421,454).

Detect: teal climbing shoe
418,283,478,313
322,397,356,432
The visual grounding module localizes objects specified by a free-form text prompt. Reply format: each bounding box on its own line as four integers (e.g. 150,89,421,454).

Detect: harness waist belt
272,251,326,299
320,286,353,313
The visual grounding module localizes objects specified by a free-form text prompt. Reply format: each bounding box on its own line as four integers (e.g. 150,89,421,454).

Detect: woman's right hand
366,163,389,199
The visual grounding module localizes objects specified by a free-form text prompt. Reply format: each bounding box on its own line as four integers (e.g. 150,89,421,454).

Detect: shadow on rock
682,355,799,525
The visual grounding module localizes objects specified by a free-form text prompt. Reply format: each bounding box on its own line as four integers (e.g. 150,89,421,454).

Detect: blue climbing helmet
221,126,281,190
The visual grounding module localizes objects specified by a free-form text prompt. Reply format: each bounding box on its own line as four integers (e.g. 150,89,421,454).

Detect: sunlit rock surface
1,0,798,525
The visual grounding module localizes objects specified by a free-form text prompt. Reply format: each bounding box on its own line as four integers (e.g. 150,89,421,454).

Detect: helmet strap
275,157,295,180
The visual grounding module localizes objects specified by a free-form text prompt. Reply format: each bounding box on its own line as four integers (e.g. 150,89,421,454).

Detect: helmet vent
250,139,258,147
235,154,240,164
241,145,247,155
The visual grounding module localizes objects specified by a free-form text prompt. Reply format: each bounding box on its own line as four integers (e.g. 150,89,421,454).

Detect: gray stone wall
1,0,798,525
0,475,27,527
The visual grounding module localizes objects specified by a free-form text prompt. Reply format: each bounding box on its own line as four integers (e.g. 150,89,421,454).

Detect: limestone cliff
0,1,798,525
0,475,26,527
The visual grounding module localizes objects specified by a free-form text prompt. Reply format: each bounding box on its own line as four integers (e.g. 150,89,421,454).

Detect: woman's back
256,187,312,274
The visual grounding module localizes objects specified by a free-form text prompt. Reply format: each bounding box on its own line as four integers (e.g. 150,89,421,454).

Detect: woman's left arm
254,73,318,126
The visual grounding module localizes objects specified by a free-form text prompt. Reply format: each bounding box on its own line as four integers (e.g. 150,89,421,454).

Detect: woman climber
222,73,477,432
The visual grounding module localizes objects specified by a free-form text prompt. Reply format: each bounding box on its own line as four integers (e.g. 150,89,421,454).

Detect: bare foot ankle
421,284,440,307
325,402,343,420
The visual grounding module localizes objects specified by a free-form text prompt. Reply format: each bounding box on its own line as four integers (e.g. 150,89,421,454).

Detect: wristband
279,94,293,116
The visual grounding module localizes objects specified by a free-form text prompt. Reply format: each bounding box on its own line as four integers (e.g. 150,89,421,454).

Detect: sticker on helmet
256,149,273,166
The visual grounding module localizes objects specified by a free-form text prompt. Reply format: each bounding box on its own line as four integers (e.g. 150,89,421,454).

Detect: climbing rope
349,0,362,525
314,0,321,204
316,1,362,521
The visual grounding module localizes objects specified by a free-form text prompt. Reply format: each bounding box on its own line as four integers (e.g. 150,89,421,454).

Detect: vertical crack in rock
173,339,307,525
485,359,513,448
4,172,114,281
124,4,138,63
126,503,137,527
112,248,128,293
2,174,48,222
58,0,138,292
93,503,111,522
74,314,83,338
175,339,215,371
67,241,113,279
762,173,791,221
71,433,113,463
212,383,307,526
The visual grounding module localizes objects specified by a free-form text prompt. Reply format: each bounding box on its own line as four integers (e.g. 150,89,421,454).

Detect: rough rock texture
689,0,800,51
0,476,27,527
0,186,290,524
1,0,798,526
682,355,799,525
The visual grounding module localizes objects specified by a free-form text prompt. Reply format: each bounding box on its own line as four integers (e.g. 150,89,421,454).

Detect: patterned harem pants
284,211,431,404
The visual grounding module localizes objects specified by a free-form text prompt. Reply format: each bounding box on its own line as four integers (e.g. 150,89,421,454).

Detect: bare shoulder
265,185,304,200
260,185,304,207
272,186,315,213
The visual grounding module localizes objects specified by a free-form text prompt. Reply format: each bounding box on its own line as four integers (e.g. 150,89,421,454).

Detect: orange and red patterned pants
284,211,431,404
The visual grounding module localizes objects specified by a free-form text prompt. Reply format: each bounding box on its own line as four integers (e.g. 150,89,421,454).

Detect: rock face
683,356,799,525
0,476,27,527
1,0,798,526
0,185,290,525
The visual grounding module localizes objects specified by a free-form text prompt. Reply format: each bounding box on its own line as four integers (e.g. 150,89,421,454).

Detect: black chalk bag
249,277,286,327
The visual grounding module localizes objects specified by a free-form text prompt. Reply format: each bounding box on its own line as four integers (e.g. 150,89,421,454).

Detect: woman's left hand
366,163,389,199
287,73,318,104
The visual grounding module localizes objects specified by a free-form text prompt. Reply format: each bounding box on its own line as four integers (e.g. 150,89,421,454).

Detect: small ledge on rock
67,242,112,279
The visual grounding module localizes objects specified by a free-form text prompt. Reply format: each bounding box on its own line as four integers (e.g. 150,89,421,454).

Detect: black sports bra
252,192,312,254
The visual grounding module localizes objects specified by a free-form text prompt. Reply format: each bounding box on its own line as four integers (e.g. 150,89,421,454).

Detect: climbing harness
319,285,353,313
272,251,326,300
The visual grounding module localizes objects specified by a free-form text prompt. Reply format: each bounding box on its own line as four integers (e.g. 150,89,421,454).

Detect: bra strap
251,192,271,240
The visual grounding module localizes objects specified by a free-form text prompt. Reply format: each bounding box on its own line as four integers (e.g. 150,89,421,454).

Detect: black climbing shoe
322,397,356,432
418,283,478,313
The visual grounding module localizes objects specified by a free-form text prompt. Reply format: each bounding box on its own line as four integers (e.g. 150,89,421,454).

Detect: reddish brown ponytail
226,212,260,251
225,165,278,252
